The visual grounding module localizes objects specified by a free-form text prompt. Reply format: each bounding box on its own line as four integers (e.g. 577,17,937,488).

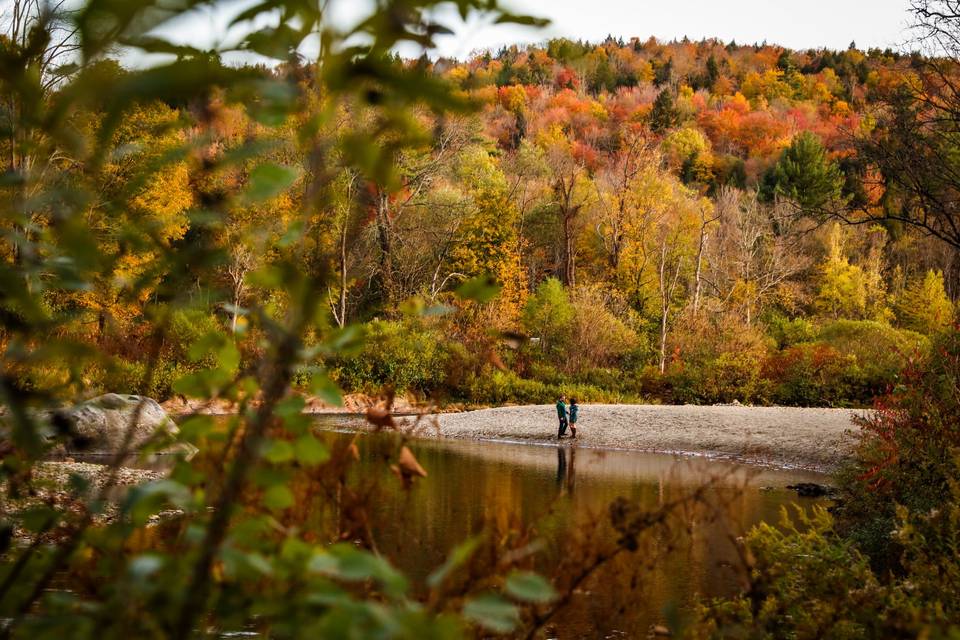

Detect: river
308,416,829,637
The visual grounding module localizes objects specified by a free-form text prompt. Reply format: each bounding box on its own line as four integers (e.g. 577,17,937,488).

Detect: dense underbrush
692,328,960,638
83,313,930,409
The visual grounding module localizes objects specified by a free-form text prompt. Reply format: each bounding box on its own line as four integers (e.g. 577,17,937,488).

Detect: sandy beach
411,404,866,472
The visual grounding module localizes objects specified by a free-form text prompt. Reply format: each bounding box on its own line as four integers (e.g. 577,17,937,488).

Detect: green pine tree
761,131,844,211
649,90,679,133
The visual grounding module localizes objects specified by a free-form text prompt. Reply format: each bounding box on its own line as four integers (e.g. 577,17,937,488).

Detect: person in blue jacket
569,398,579,438
556,395,568,439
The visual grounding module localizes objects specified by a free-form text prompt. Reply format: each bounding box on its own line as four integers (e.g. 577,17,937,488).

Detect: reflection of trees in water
266,432,809,638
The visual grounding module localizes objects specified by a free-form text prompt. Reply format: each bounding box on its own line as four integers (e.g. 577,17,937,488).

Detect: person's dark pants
557,417,568,438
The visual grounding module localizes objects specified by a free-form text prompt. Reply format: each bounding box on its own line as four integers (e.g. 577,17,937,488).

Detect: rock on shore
47,393,188,455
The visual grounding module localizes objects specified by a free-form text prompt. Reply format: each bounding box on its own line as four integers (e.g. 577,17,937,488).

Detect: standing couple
556,395,579,439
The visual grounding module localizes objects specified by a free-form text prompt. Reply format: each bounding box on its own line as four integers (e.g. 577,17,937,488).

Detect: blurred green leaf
177,415,216,442
244,162,300,203
122,480,192,526
295,434,330,466
505,571,557,604
455,275,502,303
312,544,408,599
263,485,295,511
309,371,344,407
463,593,519,633
493,13,551,27
17,506,58,533
424,304,455,317
276,396,306,418
264,439,295,463
244,552,275,577
248,265,285,288
427,535,482,589
277,219,305,248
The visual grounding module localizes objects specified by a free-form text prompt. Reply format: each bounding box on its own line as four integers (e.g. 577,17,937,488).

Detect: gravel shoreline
416,404,866,472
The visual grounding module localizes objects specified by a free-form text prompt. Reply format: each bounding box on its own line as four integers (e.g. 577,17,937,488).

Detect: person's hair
570,398,578,404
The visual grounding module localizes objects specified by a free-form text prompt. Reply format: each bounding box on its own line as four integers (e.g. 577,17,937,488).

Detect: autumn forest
8,1,960,638
19,32,957,409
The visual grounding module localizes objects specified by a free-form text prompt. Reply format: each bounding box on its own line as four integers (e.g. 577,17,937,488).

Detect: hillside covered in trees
8,33,959,407
9,1,960,638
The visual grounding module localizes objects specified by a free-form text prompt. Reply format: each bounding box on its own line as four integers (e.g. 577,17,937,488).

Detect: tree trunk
561,208,578,287
693,230,708,315
658,240,683,374
97,310,106,345
658,242,669,374
375,192,394,303
336,216,348,327
231,279,243,334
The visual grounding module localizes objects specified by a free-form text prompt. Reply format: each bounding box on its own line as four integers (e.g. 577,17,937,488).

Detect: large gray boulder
49,394,186,455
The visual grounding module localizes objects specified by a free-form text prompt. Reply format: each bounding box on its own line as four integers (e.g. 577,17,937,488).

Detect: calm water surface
309,416,828,637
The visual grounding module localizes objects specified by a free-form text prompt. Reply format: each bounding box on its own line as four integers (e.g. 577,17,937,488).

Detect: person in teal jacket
556,395,568,439
569,398,579,438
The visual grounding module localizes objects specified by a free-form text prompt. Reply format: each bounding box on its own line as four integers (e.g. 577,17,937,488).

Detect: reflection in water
323,425,827,638
556,445,576,495
166,416,828,638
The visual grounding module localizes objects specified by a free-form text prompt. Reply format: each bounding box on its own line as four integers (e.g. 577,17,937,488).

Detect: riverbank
407,404,864,472
161,393,464,416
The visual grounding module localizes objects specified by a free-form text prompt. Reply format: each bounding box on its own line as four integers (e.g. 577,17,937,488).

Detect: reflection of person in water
555,446,576,494
556,446,566,486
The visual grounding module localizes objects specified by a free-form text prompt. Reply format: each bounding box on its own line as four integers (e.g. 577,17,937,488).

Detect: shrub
330,320,452,395
762,343,857,406
576,367,640,395
165,308,227,366
521,278,574,360
699,329,960,638
767,314,818,347
657,312,769,404
526,361,567,386
565,285,639,375
836,328,960,567
895,269,955,335
699,506,960,639
817,319,927,392
467,369,552,404
761,321,927,407
466,369,632,405
97,357,191,401
695,508,887,638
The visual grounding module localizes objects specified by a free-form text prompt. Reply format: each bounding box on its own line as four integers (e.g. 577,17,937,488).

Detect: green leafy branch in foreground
0,1,568,637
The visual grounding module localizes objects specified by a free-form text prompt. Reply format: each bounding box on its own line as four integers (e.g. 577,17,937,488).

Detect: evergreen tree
649,89,680,133
761,131,844,211
653,58,673,86
706,54,720,86
776,50,795,73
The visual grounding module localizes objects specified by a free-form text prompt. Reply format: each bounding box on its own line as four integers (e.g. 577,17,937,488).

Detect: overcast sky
150,0,916,64
447,0,913,56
